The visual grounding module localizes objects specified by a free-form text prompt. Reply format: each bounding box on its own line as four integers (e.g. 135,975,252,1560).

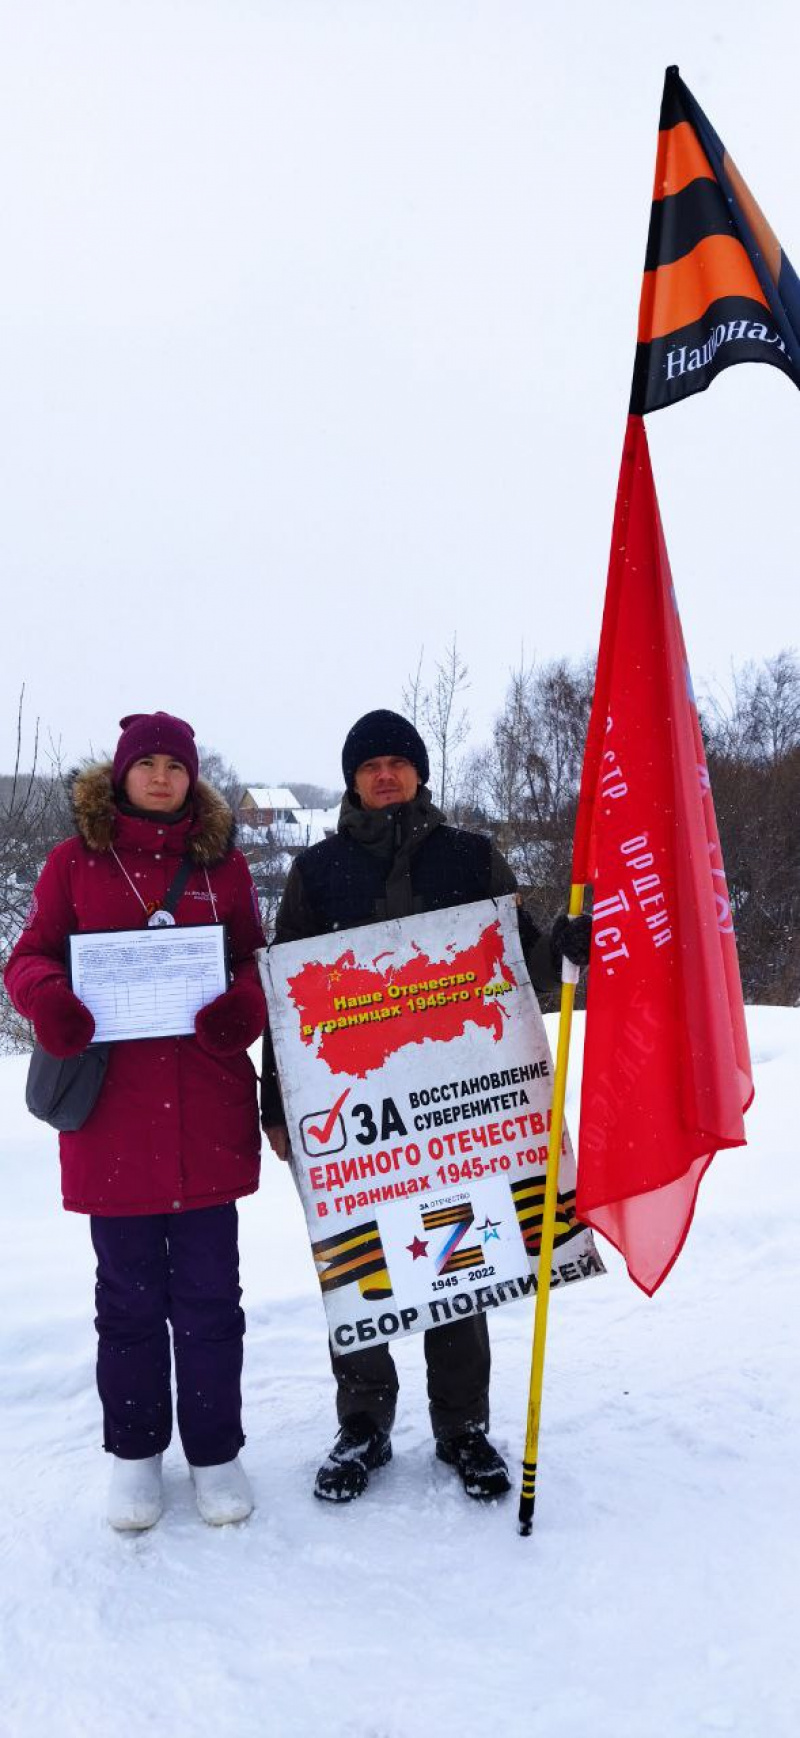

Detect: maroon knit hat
112,712,199,790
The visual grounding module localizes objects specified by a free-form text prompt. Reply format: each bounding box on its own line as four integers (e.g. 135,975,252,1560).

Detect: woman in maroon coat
5,712,266,1531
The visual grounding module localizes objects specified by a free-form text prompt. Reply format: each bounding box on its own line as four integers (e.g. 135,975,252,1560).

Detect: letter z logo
421,1199,483,1274
300,1088,351,1157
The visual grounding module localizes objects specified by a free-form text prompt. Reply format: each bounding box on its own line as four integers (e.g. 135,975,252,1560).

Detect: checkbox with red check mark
299,1088,351,1157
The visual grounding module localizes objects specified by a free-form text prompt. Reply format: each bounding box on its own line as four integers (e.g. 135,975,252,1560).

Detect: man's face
354,755,419,810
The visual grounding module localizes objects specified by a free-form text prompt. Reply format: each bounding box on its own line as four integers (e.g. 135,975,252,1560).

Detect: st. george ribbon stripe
313,1219,391,1293
442,1247,484,1272
313,1220,383,1256
638,234,768,342
644,176,755,274
650,118,712,200
422,1203,472,1229
318,1251,388,1291
510,1177,583,1257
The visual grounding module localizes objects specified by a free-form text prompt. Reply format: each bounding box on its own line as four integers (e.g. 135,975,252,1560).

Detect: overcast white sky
1,0,798,788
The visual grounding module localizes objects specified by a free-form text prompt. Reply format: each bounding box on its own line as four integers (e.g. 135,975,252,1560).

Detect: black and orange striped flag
631,65,800,413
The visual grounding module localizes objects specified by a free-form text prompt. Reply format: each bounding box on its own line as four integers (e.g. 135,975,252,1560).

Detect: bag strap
161,854,195,916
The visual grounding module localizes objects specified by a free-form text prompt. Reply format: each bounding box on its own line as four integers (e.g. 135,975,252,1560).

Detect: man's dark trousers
330,1314,491,1439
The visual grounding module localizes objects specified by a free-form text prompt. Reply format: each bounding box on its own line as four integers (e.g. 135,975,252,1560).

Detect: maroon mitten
31,979,96,1057
194,977,266,1057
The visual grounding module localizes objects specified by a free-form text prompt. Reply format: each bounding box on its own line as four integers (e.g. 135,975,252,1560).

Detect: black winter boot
436,1425,511,1500
314,1414,392,1503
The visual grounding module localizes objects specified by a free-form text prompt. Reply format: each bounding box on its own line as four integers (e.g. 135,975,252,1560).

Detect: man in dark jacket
262,709,590,1505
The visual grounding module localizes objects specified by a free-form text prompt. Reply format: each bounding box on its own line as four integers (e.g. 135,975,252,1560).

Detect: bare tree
750,651,800,764
474,656,594,901
0,692,72,1051
403,637,470,812
197,744,243,814
401,646,426,731
700,650,800,764
701,650,800,1004
245,832,294,941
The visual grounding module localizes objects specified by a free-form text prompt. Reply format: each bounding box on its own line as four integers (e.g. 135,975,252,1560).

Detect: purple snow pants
90,1204,245,1466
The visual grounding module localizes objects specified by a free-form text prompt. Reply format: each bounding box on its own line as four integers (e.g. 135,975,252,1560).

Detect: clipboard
68,924,230,1044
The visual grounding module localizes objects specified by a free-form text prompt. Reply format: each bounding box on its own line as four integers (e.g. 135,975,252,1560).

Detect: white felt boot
191,1457,254,1525
107,1453,164,1531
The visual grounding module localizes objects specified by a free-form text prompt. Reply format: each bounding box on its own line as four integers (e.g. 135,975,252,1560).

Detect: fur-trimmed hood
70,763,237,866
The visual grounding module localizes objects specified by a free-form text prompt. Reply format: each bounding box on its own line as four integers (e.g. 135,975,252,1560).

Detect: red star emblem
407,1236,428,1260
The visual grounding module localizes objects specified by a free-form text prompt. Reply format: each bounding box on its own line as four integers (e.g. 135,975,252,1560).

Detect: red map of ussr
288,919,518,1078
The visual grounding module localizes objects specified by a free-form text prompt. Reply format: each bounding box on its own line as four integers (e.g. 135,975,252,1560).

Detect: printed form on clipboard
68,925,229,1043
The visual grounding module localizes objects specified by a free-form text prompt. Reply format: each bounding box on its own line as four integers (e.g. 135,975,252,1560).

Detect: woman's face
124,755,191,813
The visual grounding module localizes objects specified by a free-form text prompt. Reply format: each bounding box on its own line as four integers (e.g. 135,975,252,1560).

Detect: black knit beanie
342,710,430,790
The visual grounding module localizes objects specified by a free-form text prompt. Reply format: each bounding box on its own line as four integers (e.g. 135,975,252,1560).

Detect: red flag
573,414,753,1294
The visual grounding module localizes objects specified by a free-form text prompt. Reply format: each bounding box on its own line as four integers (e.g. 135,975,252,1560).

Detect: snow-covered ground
1,1008,797,1738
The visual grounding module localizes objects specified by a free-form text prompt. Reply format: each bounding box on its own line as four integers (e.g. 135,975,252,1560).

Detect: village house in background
238,786,300,830
238,785,340,849
237,785,341,932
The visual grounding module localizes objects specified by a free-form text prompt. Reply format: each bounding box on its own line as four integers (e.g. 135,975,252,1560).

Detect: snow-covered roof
286,805,341,846
242,786,300,812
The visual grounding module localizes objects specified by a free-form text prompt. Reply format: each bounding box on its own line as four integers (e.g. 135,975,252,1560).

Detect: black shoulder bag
25,854,195,1132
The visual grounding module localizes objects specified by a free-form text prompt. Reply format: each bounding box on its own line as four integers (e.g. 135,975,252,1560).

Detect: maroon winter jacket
5,764,266,1216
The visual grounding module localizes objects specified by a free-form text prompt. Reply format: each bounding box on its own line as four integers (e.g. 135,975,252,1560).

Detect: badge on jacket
147,909,176,928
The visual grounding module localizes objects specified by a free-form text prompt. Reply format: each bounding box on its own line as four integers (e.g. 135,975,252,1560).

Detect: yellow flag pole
518,881,585,1537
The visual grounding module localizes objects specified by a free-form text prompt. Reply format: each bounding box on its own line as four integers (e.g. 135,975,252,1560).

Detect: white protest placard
69,925,228,1043
264,897,604,1353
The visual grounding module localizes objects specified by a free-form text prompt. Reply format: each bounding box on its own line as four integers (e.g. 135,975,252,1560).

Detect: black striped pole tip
518,1460,537,1536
